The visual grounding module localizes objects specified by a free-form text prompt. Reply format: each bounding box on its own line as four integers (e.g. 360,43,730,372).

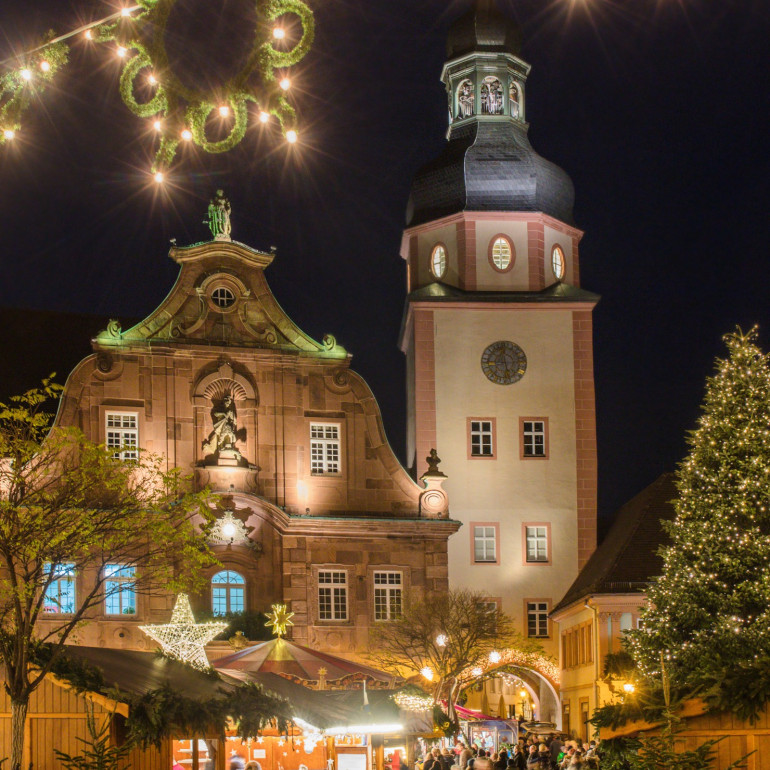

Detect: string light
279,77,291,91
84,29,93,40
3,129,15,140
286,129,298,144
273,27,286,40
121,7,132,16
259,111,270,123
116,46,127,58
392,690,434,712
181,129,192,141
152,119,161,131
218,105,230,117
20,69,32,81
148,74,157,85
39,61,50,72
154,171,164,183
436,634,448,647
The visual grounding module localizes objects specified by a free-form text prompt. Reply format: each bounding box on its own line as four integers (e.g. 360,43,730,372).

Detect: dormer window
457,79,475,119
211,286,235,309
431,244,447,279
481,77,504,115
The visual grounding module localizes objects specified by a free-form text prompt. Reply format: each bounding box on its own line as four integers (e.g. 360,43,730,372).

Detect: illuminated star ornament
265,603,294,637
140,593,228,669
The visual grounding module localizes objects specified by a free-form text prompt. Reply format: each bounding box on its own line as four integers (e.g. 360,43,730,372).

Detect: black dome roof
446,0,522,59
406,121,575,227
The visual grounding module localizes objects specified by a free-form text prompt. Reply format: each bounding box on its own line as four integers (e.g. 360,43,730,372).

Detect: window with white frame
522,420,546,457
318,570,348,621
44,563,75,614
525,526,548,563
211,570,245,615
104,564,136,615
373,571,403,621
527,601,549,638
469,420,494,457
473,525,497,563
106,412,138,460
310,423,340,475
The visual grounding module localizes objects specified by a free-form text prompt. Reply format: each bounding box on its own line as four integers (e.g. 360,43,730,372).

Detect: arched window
457,79,475,119
509,81,520,118
489,236,514,271
481,77,503,115
431,243,447,279
211,570,245,615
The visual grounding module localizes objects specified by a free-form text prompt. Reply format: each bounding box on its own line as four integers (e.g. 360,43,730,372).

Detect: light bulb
420,667,434,681
3,129,15,140
259,111,270,123
84,29,93,40
279,77,291,91
623,683,635,693
519,690,527,699
148,74,157,85
222,522,237,538
286,129,298,144
153,119,162,131
117,46,127,58
181,129,192,141
154,171,164,183
489,651,501,664
218,105,230,117
40,61,51,72
435,634,448,647
121,7,132,16
273,27,286,39
20,69,32,81
471,667,483,677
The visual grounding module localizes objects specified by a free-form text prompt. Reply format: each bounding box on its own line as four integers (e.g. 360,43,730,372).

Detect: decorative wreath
95,0,314,170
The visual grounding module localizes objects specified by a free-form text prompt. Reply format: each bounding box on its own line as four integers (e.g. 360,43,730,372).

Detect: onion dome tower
399,0,599,706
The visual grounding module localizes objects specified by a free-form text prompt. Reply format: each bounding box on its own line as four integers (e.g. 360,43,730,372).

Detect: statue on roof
205,189,232,241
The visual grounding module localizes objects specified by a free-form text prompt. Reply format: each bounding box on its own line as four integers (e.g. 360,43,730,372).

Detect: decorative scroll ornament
94,0,315,172
265,603,294,637
140,593,227,669
209,509,250,545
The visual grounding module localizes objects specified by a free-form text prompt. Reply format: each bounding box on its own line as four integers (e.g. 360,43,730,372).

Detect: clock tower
400,0,598,661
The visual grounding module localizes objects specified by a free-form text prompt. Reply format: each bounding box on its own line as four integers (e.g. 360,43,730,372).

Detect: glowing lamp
435,634,448,647
218,105,230,117
471,667,483,677
273,27,286,39
84,29,93,40
181,129,193,141
153,119,162,131
489,651,501,663
279,77,291,91
148,74,157,85
259,111,270,123
20,69,32,81
623,683,635,693
121,7,132,16
154,171,164,183
420,666,434,682
221,521,237,539
286,129,298,144
117,46,127,58
40,61,51,72
519,690,527,699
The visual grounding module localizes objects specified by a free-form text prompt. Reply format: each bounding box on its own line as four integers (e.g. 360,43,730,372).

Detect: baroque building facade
41,214,458,655
400,0,598,674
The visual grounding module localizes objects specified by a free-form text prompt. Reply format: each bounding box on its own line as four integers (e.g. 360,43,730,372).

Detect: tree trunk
10,698,28,770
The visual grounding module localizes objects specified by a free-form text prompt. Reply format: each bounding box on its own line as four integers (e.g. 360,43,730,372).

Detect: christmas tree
628,328,770,696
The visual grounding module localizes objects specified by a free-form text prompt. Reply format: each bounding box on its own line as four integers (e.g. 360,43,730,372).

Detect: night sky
1,0,769,533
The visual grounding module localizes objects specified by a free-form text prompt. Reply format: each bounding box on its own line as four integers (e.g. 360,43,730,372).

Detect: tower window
456,79,475,119
211,569,245,615
481,77,503,115
211,286,236,308
431,244,447,279
468,418,495,457
509,81,521,118
551,245,566,281
488,236,514,272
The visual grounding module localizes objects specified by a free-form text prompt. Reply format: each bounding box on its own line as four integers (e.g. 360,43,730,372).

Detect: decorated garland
0,0,314,176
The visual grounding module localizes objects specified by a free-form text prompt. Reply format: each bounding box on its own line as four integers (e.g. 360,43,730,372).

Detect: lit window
104,564,136,615
522,420,546,458
373,571,402,621
106,412,138,461
525,526,548,563
490,237,512,271
318,570,347,621
551,245,565,280
469,420,494,457
527,601,549,638
211,570,245,615
431,244,447,279
211,286,236,308
44,563,75,614
473,525,497,563
310,423,340,474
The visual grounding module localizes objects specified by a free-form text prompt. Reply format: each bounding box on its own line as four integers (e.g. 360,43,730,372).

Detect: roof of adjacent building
551,473,678,614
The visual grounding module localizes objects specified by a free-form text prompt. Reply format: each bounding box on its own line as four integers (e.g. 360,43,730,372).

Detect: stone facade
42,236,458,655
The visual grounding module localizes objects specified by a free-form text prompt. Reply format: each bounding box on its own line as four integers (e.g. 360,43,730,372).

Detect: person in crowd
424,748,442,770
245,762,262,770
459,743,473,769
440,748,455,770
548,736,563,768
474,749,493,770
509,746,527,770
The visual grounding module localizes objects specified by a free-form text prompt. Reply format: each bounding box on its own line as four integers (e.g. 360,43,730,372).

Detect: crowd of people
418,736,600,770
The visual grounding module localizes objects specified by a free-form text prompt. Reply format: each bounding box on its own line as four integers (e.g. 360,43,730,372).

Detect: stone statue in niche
202,393,247,465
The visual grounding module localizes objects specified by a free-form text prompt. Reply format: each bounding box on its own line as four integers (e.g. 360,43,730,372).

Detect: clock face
481,340,527,385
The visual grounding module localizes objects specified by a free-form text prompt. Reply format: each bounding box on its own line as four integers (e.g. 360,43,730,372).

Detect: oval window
431,244,447,279
211,286,235,308
551,245,565,281
490,237,513,271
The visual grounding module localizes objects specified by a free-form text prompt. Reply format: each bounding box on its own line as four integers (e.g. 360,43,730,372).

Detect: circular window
551,245,566,281
431,244,447,279
489,236,514,272
211,286,235,309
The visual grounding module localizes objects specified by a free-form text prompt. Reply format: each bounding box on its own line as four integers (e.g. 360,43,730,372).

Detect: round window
490,237,513,271
431,244,447,279
551,245,565,281
211,286,236,309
